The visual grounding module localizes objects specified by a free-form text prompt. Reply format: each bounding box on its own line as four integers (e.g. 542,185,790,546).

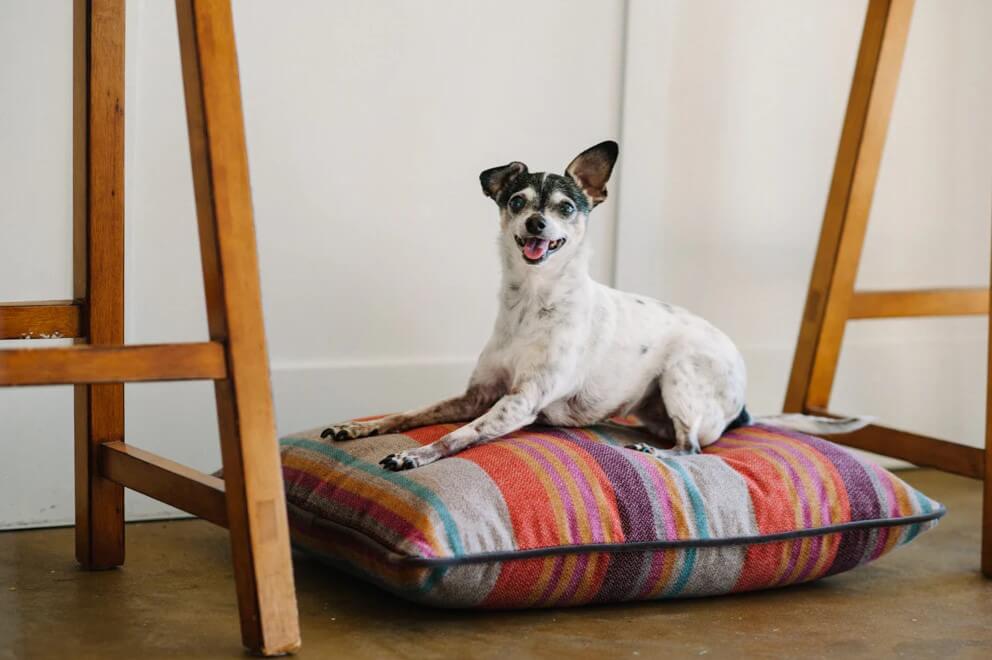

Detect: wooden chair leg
983,249,992,577
73,0,126,571
176,0,301,653
784,0,914,413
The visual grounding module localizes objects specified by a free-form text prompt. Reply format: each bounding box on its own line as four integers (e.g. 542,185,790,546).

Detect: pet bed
280,420,942,608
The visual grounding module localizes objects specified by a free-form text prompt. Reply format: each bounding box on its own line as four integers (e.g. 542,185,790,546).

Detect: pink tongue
523,238,550,260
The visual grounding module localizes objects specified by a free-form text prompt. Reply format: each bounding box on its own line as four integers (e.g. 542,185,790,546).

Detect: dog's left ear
480,161,528,202
565,141,619,207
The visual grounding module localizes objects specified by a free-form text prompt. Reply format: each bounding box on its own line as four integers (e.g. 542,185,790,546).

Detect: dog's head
480,141,618,267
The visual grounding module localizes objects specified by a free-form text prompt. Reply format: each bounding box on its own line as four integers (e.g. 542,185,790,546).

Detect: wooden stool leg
73,0,126,570
784,0,914,413
176,0,300,653
983,244,992,577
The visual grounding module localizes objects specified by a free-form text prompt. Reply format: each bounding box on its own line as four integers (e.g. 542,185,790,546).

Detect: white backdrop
1,0,989,528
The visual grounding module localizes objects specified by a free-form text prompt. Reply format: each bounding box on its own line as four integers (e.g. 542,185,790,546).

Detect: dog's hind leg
626,364,729,459
320,385,500,441
379,382,544,470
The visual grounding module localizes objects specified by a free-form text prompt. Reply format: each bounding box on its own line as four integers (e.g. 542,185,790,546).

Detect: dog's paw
320,422,381,441
626,442,695,459
626,442,661,456
379,451,422,471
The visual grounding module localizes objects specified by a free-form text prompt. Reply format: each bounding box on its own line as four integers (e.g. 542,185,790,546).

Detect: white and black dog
322,141,869,471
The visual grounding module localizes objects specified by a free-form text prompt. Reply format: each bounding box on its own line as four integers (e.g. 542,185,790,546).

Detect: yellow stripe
286,456,446,555
497,443,573,606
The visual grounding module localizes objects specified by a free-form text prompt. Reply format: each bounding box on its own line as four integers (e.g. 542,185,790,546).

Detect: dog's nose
525,216,546,235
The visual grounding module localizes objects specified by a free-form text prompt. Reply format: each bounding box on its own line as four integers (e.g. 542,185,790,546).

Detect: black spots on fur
538,305,556,319
508,282,521,292
640,345,649,355
498,171,591,216
658,301,674,312
636,298,645,305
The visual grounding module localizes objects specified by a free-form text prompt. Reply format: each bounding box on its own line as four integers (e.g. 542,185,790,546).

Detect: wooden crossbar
0,342,227,386
821,420,985,479
849,288,989,319
100,441,228,526
0,300,83,340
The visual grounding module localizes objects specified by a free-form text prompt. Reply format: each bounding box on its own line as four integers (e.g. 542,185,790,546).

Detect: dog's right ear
480,161,528,202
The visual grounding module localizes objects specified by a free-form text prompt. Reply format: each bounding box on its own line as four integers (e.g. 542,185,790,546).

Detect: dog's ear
480,161,528,202
565,141,618,207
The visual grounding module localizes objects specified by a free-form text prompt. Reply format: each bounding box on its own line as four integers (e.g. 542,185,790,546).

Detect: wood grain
100,442,228,527
784,0,915,412
0,342,226,386
0,301,83,340
176,0,300,653
73,0,127,571
984,226,992,576
849,288,989,319
823,422,984,480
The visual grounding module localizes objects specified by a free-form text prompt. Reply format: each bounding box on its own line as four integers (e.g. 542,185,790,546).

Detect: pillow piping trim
288,501,945,568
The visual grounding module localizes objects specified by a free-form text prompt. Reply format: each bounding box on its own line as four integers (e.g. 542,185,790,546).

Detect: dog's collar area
514,235,566,264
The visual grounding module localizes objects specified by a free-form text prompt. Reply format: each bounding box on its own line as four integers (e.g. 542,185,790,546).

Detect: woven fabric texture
280,421,943,608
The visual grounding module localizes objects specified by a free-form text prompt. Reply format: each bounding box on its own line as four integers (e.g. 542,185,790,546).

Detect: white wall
616,0,991,452
1,0,989,529
0,0,625,528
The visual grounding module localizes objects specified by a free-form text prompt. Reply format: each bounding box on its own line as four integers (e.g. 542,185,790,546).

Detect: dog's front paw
379,451,422,471
626,442,693,459
320,421,380,441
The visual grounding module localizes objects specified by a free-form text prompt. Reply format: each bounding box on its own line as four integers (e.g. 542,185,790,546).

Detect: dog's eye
508,196,526,212
559,202,575,215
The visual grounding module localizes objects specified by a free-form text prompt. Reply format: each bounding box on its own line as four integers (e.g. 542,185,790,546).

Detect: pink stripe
536,556,565,605
867,464,900,560
557,552,592,604
284,467,436,557
513,437,607,543
719,435,830,584
532,435,610,541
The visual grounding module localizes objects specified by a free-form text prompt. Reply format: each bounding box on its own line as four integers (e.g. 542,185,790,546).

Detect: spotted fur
321,141,871,469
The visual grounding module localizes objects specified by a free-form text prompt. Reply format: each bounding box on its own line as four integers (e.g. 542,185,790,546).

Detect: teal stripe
281,437,465,557
661,459,710,597
282,438,459,595
903,491,935,544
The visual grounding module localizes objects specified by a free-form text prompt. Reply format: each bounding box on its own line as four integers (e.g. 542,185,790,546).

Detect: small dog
322,141,869,470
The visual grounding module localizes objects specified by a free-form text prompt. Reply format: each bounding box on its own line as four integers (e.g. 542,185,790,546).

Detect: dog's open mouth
515,236,567,264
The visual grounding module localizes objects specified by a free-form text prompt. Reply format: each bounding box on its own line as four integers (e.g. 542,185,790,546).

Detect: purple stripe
508,439,584,543
548,429,662,602
720,433,833,583
283,466,436,557
742,426,882,576
517,436,608,542
557,552,592,605
535,555,565,605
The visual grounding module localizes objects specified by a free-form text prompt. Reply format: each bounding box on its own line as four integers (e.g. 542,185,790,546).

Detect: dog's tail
727,406,873,435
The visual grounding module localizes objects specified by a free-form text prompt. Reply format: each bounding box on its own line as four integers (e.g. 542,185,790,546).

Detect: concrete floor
1,469,991,659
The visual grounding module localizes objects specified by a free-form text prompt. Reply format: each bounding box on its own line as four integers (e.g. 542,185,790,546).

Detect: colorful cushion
280,421,943,608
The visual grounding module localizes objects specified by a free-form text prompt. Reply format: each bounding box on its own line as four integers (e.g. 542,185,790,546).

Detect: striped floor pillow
280,421,943,608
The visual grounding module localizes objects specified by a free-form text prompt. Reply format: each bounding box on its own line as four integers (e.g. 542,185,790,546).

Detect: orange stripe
645,547,678,598
712,441,804,584
516,438,595,543
286,455,446,555
720,430,851,579
498,443,573,606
